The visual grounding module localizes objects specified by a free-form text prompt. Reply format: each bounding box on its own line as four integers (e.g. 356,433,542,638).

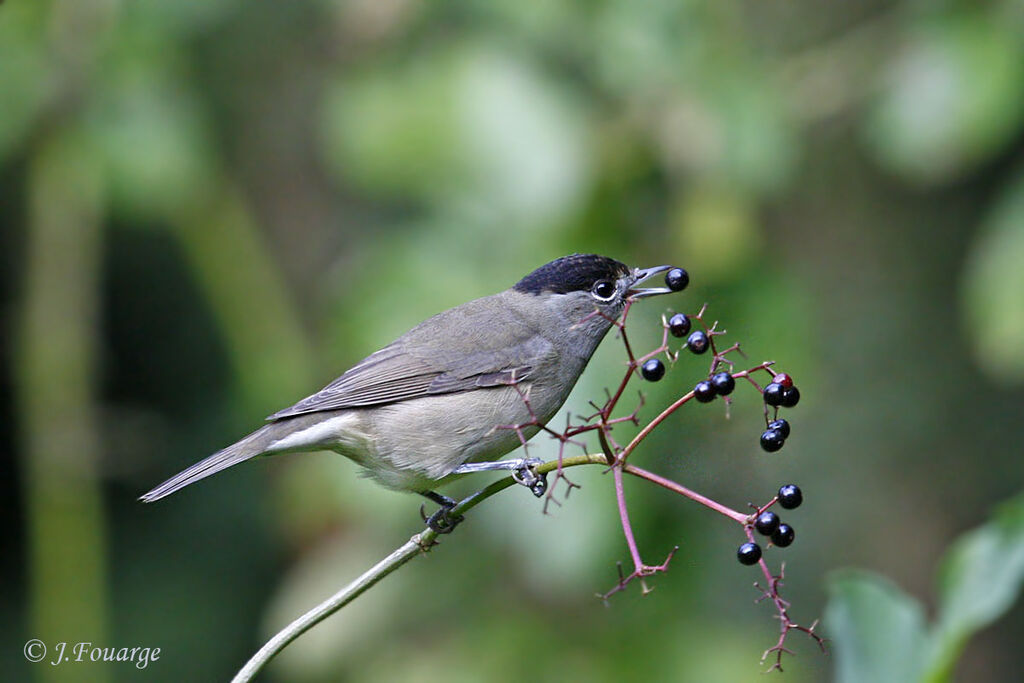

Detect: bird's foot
420,491,464,534
511,461,548,497
453,458,547,497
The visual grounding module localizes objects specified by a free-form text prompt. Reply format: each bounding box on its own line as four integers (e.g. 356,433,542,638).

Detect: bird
140,254,677,528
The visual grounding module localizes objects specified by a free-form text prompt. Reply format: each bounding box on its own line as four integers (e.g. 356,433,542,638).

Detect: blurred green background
3,0,1024,681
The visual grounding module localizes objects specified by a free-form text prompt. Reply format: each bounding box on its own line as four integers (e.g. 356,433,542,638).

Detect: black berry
665,268,689,292
763,382,785,406
641,358,666,382
767,418,790,439
694,380,716,402
771,523,795,547
737,541,762,565
668,313,691,338
781,386,801,408
686,330,709,354
710,371,735,395
754,511,780,536
760,428,785,452
778,484,802,509
773,372,793,388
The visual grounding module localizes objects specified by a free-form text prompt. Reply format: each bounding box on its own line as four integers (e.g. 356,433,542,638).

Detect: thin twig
232,453,607,682
231,539,422,683
623,463,749,525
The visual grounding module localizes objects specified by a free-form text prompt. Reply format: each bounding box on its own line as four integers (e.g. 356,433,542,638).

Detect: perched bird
141,254,677,527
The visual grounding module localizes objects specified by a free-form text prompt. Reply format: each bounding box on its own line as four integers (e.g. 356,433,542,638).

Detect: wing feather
267,295,554,421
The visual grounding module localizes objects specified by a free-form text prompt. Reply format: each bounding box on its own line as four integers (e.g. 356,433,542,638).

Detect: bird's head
513,254,676,343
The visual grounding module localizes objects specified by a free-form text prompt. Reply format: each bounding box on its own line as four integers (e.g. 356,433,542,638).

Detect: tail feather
139,425,273,503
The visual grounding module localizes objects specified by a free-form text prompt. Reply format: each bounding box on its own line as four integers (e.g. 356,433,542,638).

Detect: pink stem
624,464,749,525
616,391,695,463
613,465,644,572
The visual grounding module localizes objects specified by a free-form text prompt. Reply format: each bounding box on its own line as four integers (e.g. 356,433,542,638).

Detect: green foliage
827,493,1024,683
864,9,1024,184
321,44,590,226
0,1,48,162
827,571,928,683
962,168,1024,384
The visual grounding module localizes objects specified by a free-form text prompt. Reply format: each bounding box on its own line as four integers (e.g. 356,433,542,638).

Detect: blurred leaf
925,494,1024,681
87,45,214,220
670,183,759,282
864,10,1024,184
732,268,819,385
826,570,928,683
457,50,590,225
961,169,1024,384
322,45,589,225
127,0,242,35
591,0,703,96
702,74,797,195
592,0,796,194
828,495,1024,683
321,52,463,199
655,81,797,197
0,1,49,163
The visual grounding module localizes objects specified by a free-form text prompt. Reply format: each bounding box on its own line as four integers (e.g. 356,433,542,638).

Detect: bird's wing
267,310,553,421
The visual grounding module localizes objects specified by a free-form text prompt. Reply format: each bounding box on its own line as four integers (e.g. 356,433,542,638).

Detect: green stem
232,453,608,683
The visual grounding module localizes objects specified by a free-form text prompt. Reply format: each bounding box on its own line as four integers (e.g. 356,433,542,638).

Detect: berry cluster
737,485,802,565
511,264,821,670
759,372,800,453
644,298,805,460
633,293,808,565
640,269,693,380
763,372,800,408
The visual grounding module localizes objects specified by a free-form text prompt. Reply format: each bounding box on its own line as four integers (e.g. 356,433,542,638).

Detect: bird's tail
139,424,276,503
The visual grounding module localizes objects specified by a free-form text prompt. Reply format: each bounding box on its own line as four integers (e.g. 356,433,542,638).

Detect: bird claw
424,505,464,533
530,474,548,497
511,460,547,497
420,492,464,533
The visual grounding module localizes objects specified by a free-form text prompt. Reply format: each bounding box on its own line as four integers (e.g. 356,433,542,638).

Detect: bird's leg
420,491,464,533
452,458,548,497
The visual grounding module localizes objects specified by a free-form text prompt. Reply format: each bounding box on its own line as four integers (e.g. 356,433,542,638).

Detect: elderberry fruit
760,428,785,452
686,330,709,354
710,371,735,396
665,267,689,292
768,418,790,439
668,313,691,338
778,484,802,509
754,510,780,536
771,523,795,548
694,380,716,402
737,542,762,565
641,358,665,382
773,372,793,388
781,385,801,408
763,382,785,406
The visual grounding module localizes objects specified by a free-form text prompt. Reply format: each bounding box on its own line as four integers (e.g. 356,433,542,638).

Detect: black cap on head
514,254,630,295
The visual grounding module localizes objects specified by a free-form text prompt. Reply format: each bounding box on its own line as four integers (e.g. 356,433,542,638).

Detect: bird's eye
591,280,616,300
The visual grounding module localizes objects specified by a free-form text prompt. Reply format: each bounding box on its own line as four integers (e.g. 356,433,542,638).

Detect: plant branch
623,463,749,525
231,538,422,683
232,453,608,683
613,464,644,573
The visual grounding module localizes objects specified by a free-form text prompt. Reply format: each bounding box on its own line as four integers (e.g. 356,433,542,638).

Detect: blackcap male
140,254,677,527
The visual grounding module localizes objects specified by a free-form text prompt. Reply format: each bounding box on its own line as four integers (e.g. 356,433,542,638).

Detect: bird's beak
627,265,674,299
